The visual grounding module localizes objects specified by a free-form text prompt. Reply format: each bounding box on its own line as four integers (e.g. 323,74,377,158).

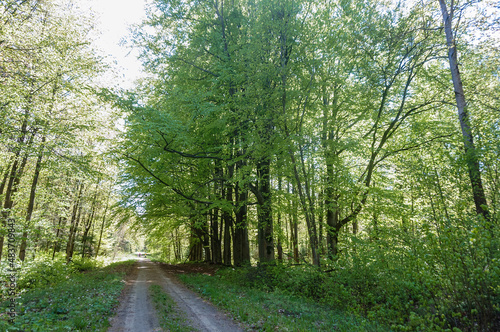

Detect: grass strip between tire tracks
149,284,196,332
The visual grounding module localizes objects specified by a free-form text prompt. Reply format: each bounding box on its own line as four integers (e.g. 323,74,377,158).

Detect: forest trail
107,258,243,332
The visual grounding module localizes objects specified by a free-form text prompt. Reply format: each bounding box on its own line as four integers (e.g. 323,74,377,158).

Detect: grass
0,259,136,331
179,271,386,332
149,284,195,332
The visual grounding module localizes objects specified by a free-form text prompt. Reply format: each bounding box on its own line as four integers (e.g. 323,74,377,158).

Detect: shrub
0,258,75,297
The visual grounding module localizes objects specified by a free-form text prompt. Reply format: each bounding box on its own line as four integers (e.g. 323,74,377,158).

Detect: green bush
70,257,100,272
0,258,75,297
212,215,499,331
0,259,134,331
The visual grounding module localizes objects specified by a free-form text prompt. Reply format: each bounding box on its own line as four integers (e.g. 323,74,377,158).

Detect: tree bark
66,182,84,263
288,184,299,263
81,186,98,258
19,137,45,261
202,213,211,262
52,217,64,260
95,190,111,258
233,181,250,266
276,176,283,261
438,0,489,219
210,207,222,264
255,159,274,263
0,128,35,260
222,184,232,265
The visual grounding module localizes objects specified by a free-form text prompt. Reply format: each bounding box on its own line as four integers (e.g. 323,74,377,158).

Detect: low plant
0,257,75,298
180,271,383,331
0,259,136,331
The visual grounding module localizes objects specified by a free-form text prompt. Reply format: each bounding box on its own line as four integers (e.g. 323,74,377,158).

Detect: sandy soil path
108,258,243,332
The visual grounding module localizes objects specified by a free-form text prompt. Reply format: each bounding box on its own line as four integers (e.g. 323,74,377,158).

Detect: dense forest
1,0,499,330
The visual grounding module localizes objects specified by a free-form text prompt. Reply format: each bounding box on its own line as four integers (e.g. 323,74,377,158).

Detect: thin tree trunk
288,184,299,263
233,183,250,266
81,188,98,258
255,159,274,263
438,0,489,219
0,129,35,260
66,182,84,263
210,207,222,264
211,164,223,264
0,157,12,195
277,176,283,260
223,186,232,265
52,217,64,260
234,155,250,265
223,162,235,265
203,213,211,262
19,138,45,262
67,207,83,262
95,190,111,258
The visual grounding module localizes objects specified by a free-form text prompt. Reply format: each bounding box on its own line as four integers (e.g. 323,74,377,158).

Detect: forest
1,0,499,331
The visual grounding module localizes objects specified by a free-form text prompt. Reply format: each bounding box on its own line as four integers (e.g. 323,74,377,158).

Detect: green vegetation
180,267,383,331
0,259,135,331
149,284,195,332
181,237,499,331
1,0,499,331
116,0,499,329
178,212,499,331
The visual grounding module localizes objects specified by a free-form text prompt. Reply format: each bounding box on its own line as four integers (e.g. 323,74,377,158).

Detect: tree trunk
66,182,84,263
52,217,64,260
287,148,319,265
95,190,111,258
223,163,234,265
81,188,98,258
19,138,45,262
0,157,12,195
256,159,274,263
438,0,489,219
210,208,222,264
325,171,339,258
203,213,211,262
222,195,232,265
0,129,35,260
233,155,250,266
276,176,283,261
189,222,204,261
233,183,250,266
289,184,299,263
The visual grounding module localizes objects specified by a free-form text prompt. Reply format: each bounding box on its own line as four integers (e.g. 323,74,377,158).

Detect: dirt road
108,258,243,332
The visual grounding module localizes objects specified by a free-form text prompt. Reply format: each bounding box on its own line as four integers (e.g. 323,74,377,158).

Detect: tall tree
437,0,489,219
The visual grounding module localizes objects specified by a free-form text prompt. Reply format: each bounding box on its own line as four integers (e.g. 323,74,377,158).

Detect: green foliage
0,260,135,331
1,258,75,297
149,284,195,332
184,216,499,331
114,0,499,330
180,270,383,331
69,258,101,272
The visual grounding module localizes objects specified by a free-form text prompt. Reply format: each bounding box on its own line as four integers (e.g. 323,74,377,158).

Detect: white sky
75,0,150,89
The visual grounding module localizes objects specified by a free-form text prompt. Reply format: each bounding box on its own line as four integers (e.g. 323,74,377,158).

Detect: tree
0,0,118,262
437,0,489,219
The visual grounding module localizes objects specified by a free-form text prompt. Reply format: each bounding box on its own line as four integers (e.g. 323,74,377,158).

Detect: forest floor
107,258,243,332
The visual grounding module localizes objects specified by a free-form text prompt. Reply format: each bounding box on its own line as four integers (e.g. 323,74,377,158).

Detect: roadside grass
149,284,196,332
179,271,386,332
0,259,136,331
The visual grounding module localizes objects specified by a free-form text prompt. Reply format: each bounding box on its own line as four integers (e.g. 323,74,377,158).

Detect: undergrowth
179,270,383,331
180,215,499,331
0,259,135,331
